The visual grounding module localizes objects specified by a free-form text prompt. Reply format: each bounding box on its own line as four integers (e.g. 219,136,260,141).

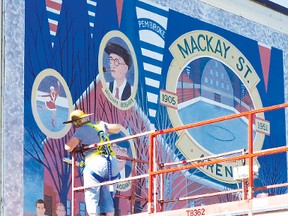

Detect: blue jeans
84,155,119,214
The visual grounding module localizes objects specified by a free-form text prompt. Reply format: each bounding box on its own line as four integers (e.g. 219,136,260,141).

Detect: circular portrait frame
99,30,138,110
31,68,73,139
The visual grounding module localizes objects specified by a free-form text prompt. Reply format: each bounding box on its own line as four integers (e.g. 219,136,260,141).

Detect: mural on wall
24,0,286,215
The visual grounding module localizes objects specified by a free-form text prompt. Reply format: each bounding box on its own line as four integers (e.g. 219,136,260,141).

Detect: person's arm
38,94,51,97
107,123,120,134
65,137,80,152
56,81,61,94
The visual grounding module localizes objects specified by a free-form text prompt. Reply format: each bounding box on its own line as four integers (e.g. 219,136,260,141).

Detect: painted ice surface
179,100,253,154
37,101,69,132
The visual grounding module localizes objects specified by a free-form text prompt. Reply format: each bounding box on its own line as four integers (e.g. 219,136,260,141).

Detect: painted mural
24,0,286,215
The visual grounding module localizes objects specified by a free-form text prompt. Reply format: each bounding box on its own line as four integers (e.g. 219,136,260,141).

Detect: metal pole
148,134,155,214
248,113,254,200
71,151,76,216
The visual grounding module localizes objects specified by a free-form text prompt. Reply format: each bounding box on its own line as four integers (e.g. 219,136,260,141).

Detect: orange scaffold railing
70,102,288,216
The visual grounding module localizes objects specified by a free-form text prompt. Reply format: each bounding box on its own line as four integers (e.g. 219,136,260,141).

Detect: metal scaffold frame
70,102,288,216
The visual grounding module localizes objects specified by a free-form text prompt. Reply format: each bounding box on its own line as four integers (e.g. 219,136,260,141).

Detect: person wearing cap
64,109,121,216
104,42,133,101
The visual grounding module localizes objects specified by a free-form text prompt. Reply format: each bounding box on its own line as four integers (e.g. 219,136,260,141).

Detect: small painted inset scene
32,68,73,138
37,76,68,132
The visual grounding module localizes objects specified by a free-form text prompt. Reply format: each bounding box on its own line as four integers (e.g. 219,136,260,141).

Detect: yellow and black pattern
87,122,116,157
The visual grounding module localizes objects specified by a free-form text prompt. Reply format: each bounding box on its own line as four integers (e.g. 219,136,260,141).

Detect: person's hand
107,123,121,134
65,137,80,152
57,80,60,86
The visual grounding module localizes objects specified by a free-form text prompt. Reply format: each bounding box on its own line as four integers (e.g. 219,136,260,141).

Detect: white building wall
2,0,25,215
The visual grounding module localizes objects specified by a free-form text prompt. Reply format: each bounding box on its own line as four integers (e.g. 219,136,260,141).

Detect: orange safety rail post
248,113,254,200
159,171,164,212
71,151,77,216
242,178,248,200
148,133,156,214
147,102,288,214
130,156,137,213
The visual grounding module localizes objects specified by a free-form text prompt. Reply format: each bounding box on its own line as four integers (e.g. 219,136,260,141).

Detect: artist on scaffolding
64,109,120,216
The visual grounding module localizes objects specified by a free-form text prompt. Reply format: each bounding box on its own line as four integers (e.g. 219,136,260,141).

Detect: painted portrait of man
104,42,133,101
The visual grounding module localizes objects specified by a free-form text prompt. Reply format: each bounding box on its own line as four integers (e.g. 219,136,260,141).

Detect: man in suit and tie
104,42,133,101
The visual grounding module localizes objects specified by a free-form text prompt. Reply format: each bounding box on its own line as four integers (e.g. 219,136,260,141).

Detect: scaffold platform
131,193,288,216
